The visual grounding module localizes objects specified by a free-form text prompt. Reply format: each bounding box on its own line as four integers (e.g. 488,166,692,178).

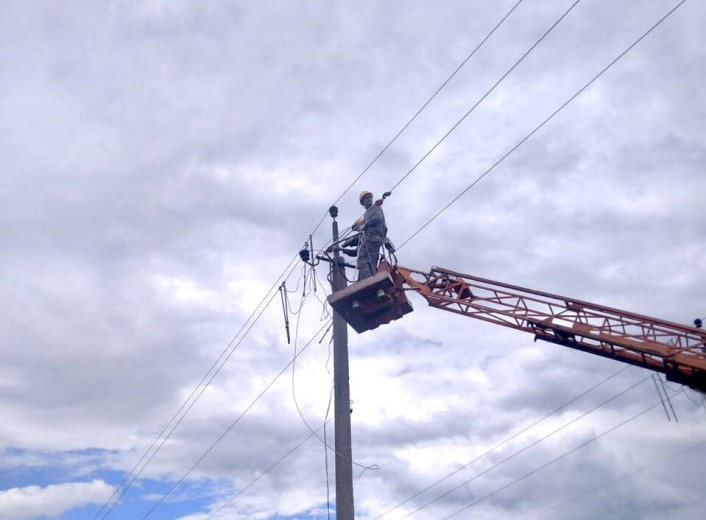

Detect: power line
288,282,377,473
323,379,335,520
104,0,688,516
387,0,582,195
291,315,379,472
439,397,674,519
395,374,652,519
372,365,630,519
308,0,527,237
284,1,689,517
398,0,687,250
522,436,706,519
96,255,301,519
139,319,332,519
205,418,333,519
101,289,284,519
94,217,321,516
113,260,322,519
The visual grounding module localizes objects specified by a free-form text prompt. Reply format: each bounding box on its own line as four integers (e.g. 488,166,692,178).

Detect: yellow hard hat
359,190,373,202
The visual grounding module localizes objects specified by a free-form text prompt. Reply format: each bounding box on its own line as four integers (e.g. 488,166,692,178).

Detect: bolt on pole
328,205,355,520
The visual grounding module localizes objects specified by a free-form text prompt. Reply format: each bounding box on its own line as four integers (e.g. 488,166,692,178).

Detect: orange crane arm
395,264,706,393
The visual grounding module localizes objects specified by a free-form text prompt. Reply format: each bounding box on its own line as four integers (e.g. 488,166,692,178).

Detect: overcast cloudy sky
2,1,705,519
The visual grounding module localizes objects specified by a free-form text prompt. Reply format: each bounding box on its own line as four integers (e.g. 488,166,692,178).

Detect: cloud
0,480,113,520
1,0,705,519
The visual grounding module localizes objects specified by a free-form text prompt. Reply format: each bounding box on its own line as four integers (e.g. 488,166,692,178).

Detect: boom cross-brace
327,261,706,393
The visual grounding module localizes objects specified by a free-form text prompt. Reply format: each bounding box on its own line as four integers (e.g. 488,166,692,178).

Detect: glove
351,217,364,231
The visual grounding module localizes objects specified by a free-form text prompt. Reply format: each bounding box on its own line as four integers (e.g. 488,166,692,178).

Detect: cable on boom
652,374,678,422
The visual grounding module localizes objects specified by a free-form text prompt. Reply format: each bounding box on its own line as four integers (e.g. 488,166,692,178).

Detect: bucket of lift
327,261,413,333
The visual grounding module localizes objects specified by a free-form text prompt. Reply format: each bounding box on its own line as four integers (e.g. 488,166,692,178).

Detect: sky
1,0,706,519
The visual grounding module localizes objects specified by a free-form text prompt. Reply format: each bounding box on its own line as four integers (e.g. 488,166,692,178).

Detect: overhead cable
439,396,680,519
308,0,527,238
395,374,652,519
95,2,527,515
521,437,706,519
388,0,582,196
399,0,687,250
205,418,333,519
373,365,630,519
96,254,301,519
288,284,376,472
139,319,332,520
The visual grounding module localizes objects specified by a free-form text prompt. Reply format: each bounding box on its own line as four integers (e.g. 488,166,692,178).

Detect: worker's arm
341,235,360,248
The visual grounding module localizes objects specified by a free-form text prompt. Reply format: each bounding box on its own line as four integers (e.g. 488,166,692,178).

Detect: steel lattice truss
396,265,706,393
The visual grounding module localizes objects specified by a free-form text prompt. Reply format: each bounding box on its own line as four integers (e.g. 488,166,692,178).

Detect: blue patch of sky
76,476,232,520
268,506,335,520
1,448,334,520
0,447,114,489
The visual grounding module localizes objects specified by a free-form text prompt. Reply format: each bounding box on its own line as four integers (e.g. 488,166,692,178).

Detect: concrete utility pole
328,205,355,520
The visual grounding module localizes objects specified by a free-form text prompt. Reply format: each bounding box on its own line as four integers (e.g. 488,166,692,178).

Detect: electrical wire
380,4,690,515
96,255,301,520
323,379,335,520
398,0,688,250
199,2,692,517
103,290,284,519
387,0,582,196
290,303,378,473
199,271,331,519
104,1,688,516
372,364,630,519
521,437,706,519
283,265,310,316
392,373,652,519
439,393,684,519
307,0,527,238
133,280,326,520
204,418,334,520
138,319,332,520
94,2,570,515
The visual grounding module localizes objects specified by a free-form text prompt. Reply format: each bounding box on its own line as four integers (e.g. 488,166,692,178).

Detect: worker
340,190,387,281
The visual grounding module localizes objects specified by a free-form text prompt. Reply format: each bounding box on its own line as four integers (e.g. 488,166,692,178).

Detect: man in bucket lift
339,190,387,281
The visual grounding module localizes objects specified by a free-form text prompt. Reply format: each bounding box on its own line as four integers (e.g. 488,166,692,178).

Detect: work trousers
357,239,382,281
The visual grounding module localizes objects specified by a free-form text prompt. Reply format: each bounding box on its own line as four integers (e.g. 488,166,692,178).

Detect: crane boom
395,264,706,393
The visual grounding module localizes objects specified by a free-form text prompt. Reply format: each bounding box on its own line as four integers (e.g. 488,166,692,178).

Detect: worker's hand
351,217,364,231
